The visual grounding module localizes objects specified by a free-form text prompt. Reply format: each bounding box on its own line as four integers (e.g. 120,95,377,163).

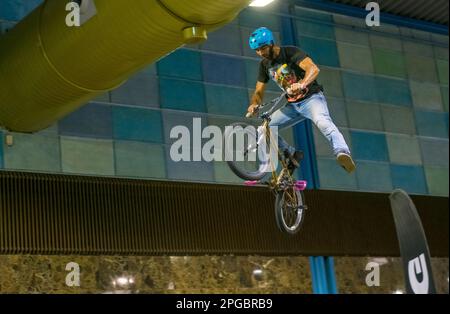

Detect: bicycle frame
252,92,296,191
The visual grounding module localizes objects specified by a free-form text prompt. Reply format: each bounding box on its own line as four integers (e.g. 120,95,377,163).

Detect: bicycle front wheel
223,122,270,181
275,188,306,234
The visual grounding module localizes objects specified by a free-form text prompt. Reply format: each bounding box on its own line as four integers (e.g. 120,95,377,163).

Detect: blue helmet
249,27,274,50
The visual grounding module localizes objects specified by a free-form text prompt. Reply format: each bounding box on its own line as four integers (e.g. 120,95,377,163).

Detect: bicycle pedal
294,180,307,191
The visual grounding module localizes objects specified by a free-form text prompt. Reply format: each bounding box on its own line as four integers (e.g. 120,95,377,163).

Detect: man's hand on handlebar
288,82,307,94
246,103,260,118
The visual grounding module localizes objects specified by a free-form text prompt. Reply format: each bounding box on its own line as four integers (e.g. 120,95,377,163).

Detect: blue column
325,256,338,294
308,256,319,294
309,256,338,294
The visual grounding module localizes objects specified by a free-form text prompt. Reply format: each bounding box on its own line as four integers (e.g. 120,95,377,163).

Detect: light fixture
249,0,276,7
393,289,404,294
117,277,129,286
112,276,135,288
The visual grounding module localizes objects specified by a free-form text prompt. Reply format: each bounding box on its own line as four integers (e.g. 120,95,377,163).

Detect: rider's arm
297,57,320,90
248,81,266,114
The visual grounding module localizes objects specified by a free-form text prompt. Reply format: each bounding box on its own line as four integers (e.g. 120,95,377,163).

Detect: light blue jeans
269,92,350,156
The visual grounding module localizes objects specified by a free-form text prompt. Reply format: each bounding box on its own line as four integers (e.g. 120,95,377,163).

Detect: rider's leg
296,92,355,172
297,92,351,156
268,105,302,156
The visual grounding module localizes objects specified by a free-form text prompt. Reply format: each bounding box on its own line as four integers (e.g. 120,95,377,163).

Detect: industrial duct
0,0,251,132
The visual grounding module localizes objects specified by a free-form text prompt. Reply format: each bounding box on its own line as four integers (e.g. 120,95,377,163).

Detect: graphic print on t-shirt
268,63,308,102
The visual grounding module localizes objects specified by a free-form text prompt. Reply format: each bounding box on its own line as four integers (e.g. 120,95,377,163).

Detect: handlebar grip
246,105,261,118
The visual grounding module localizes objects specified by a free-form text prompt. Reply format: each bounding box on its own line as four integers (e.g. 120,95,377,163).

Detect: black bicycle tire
224,122,269,181
275,189,305,234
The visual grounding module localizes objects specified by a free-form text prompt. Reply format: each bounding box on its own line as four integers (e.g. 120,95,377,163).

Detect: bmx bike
223,92,308,234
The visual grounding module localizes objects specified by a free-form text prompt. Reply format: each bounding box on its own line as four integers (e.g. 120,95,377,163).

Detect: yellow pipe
0,0,251,132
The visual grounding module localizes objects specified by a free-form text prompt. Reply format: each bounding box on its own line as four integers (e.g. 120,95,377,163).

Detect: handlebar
245,92,287,119
245,105,260,118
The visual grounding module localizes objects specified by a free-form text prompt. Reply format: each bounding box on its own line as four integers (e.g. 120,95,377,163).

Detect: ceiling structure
329,0,448,25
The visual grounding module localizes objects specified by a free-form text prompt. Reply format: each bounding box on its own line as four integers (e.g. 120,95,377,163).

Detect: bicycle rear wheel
275,188,306,234
224,122,270,181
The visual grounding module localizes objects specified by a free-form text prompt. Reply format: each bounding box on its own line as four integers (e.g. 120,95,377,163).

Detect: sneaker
285,150,303,175
337,152,356,173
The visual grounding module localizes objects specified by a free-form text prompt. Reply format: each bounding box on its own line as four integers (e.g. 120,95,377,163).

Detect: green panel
298,36,340,67
406,55,439,83
295,20,335,40
425,166,449,196
434,46,449,60
114,141,166,179
61,137,114,175
415,110,448,138
407,29,432,41
386,134,422,165
159,78,206,112
341,72,377,102
201,24,243,56
333,14,367,28
410,81,443,111
355,161,393,192
337,42,373,73
369,34,402,52
346,101,383,131
431,33,449,45
205,84,248,117
420,138,449,167
112,107,163,143
3,133,61,172
375,77,412,107
213,161,243,184
317,157,358,190
238,9,280,31
164,146,215,182
157,49,202,80
335,27,369,46
381,106,416,135
318,67,343,98
390,164,428,195
402,40,434,58
436,59,449,84
296,7,334,23
110,75,159,108
372,49,407,78
374,23,400,35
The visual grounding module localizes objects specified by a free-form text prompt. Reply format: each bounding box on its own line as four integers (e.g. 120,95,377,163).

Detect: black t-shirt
258,46,323,102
